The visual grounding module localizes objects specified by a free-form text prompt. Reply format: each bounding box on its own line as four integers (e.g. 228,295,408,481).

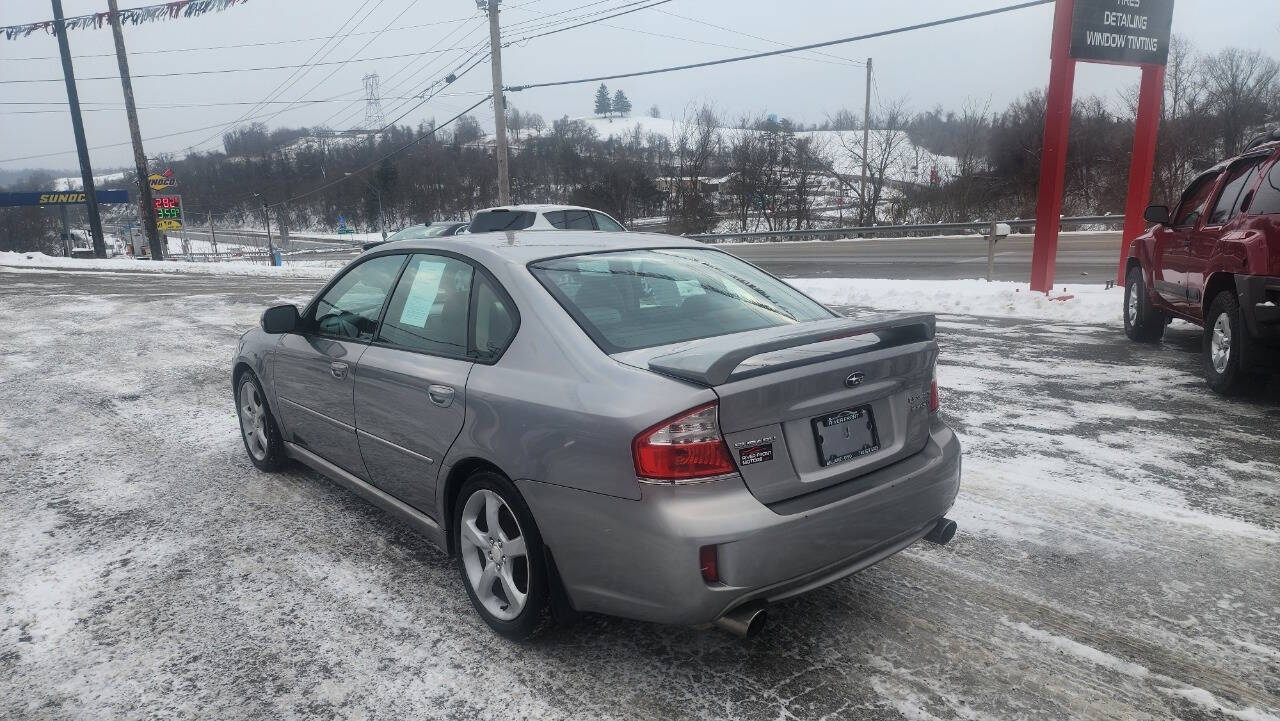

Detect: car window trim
1172,171,1223,229
1203,153,1271,229
303,252,411,344
364,249,522,366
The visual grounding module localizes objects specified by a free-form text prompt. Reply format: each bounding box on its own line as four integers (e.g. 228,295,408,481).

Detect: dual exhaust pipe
714,517,958,639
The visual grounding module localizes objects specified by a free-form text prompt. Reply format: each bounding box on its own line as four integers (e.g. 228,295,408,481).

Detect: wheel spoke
477,562,500,603
485,491,500,535
502,535,526,559
499,565,527,610
255,427,269,451
461,519,489,550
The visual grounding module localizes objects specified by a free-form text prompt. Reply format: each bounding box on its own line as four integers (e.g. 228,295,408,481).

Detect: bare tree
667,104,721,234
840,97,913,225
1202,47,1280,155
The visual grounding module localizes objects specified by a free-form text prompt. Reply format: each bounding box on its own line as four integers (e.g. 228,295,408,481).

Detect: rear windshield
469,211,535,233
530,248,834,352
386,226,434,242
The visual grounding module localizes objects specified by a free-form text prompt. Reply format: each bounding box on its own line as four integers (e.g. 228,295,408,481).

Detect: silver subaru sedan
232,231,961,639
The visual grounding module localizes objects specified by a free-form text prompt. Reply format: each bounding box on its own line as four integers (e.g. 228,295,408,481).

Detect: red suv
1124,129,1280,394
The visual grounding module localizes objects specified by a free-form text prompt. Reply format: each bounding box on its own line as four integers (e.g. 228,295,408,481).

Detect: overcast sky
2,0,1278,175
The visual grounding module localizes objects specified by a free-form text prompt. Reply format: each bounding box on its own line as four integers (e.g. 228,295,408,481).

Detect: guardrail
686,215,1125,243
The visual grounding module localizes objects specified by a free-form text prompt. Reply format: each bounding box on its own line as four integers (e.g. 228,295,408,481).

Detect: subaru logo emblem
844,371,865,388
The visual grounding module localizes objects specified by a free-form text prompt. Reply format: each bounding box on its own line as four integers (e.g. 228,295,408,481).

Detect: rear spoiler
647,313,936,386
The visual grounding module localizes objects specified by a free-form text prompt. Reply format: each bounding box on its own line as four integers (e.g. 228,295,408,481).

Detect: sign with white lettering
1069,0,1174,66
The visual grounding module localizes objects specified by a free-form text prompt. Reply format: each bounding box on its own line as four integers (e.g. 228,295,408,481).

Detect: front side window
530,248,834,353
592,212,625,232
1250,159,1280,216
1173,172,1222,228
1208,157,1267,226
310,254,405,340
378,254,474,356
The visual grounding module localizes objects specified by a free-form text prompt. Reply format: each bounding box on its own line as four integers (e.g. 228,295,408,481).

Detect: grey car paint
232,230,961,627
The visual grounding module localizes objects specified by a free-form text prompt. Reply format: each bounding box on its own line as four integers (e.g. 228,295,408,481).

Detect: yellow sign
148,168,177,192
157,219,182,231
37,192,89,204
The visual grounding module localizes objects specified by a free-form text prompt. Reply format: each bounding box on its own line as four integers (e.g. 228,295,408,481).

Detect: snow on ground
540,116,959,186
50,171,128,191
0,268,1277,719
0,251,339,278
795,277,1121,325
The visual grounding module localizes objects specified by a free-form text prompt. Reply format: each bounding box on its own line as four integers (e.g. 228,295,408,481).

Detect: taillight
929,364,940,413
633,402,736,482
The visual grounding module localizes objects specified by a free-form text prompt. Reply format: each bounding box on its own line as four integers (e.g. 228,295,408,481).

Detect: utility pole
860,57,872,227
262,200,276,265
482,0,511,205
107,0,163,261
208,211,218,255
51,0,106,258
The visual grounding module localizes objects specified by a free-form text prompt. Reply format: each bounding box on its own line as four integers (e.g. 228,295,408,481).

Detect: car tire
1124,267,1166,342
1203,290,1255,395
235,371,287,471
453,471,552,640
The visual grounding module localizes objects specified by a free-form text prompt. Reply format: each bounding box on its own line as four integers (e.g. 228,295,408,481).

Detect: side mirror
1143,205,1170,225
261,304,300,334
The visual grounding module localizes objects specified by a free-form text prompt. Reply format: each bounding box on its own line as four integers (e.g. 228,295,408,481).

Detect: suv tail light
929,364,940,413
633,402,736,482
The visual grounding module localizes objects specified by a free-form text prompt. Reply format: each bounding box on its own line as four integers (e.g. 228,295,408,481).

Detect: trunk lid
614,314,938,504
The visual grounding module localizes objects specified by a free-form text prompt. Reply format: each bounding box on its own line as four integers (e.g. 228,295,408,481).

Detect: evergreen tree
593,83,612,117
612,90,633,117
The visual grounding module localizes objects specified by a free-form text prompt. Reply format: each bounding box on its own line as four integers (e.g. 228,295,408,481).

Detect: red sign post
1029,0,1175,293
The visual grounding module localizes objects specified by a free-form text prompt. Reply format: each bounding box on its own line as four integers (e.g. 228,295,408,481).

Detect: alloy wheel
459,489,529,621
239,381,269,461
1210,312,1232,374
1126,282,1139,325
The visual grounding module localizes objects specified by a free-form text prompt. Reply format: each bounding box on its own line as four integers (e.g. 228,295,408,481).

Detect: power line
0,44,518,84
502,0,672,45
507,0,1053,92
653,8,864,67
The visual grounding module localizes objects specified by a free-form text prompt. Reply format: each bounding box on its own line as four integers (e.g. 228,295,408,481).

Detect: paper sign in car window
398,261,446,327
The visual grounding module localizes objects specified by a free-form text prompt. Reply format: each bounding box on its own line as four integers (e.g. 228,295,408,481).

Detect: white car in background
468,204,627,233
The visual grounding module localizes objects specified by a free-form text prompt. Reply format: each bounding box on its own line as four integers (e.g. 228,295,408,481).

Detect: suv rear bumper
1237,275,1280,367
517,418,961,626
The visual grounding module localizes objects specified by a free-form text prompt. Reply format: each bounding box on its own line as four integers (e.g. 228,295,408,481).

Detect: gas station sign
154,195,183,231
1069,0,1174,66
148,168,178,193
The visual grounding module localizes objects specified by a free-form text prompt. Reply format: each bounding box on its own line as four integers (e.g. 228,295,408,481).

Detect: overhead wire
506,0,1054,92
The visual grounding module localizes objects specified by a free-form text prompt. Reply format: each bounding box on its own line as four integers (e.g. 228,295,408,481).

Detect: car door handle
329,361,348,380
427,384,455,407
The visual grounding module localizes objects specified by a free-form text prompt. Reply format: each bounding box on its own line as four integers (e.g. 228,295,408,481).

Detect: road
2,267,1276,720
721,231,1123,282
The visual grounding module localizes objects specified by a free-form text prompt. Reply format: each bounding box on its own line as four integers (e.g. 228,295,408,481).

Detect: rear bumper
1236,275,1280,367
517,418,961,626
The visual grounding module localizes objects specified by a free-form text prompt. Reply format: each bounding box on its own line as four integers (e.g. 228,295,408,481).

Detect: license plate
812,405,880,467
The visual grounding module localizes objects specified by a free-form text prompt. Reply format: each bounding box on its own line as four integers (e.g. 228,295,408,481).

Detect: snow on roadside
0,251,338,279
793,277,1121,326
2,252,1121,326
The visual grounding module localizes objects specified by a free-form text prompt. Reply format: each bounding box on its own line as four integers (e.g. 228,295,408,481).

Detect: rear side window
546,210,594,230
530,249,833,353
378,254,473,356
472,274,517,361
310,254,405,340
1250,160,1280,216
1173,172,1221,227
1208,156,1267,225
592,212,625,232
469,211,535,233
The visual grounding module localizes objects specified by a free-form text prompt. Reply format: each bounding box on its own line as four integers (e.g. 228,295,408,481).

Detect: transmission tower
362,73,386,132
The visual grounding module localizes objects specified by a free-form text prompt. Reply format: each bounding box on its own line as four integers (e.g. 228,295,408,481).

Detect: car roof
473,204,602,214
372,230,704,266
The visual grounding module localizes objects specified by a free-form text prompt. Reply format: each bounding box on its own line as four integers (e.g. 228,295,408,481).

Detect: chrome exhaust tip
924,517,958,546
715,601,768,639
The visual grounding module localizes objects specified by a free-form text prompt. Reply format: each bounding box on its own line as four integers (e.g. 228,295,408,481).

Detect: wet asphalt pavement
1,268,1277,720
